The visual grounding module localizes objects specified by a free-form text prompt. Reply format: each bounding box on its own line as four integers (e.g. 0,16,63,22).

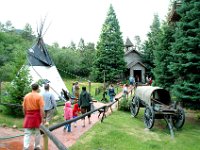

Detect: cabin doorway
134,70,141,82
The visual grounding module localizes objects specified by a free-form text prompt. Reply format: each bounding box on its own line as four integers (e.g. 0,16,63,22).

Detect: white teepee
27,24,68,100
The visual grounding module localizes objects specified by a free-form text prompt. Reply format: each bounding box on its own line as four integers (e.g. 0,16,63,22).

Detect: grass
64,78,121,101
64,78,103,100
0,105,23,128
0,78,122,128
70,110,200,150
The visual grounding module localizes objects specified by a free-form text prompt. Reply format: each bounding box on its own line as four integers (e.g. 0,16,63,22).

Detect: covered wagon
130,86,185,136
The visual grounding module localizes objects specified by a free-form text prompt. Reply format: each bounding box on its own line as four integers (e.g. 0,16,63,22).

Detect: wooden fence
40,87,134,150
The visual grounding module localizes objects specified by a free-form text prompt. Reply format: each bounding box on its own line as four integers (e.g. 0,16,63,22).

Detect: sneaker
63,127,66,131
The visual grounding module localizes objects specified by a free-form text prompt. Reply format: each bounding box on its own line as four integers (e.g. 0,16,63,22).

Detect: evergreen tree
78,38,85,51
4,20,14,32
169,0,200,103
69,41,76,50
80,42,96,77
21,23,35,41
152,22,175,89
93,4,126,82
4,67,32,116
0,28,31,82
142,14,161,76
134,35,142,52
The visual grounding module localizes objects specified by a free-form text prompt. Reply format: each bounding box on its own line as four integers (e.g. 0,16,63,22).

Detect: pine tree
5,67,32,116
142,14,161,77
93,4,126,82
169,0,200,103
21,23,35,41
80,42,96,77
153,22,175,89
78,38,85,51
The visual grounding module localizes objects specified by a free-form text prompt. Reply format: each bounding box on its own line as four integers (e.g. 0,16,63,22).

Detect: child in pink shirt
63,101,73,132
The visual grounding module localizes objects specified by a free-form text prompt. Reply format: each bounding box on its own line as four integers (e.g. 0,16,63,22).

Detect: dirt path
0,87,133,150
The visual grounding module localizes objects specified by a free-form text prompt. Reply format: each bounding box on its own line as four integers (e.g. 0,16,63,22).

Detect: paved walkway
0,86,134,150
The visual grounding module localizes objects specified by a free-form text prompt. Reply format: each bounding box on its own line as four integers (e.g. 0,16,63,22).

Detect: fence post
95,88,97,96
88,80,91,94
115,98,119,110
110,105,113,113
43,122,49,150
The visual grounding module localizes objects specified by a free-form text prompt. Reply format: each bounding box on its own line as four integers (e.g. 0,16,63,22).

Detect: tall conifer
93,4,126,82
142,14,161,76
169,0,200,102
153,22,175,89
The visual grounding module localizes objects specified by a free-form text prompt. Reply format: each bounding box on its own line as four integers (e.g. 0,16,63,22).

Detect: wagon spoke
130,96,140,117
144,106,154,129
172,106,185,129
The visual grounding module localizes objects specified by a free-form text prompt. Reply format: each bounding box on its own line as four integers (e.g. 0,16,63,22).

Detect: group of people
22,83,92,150
129,75,153,86
63,86,92,132
108,83,130,102
22,76,153,149
146,76,153,86
23,83,57,150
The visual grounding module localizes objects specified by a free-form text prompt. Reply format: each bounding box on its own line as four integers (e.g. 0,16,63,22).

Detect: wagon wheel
144,106,155,129
172,106,185,129
130,96,140,117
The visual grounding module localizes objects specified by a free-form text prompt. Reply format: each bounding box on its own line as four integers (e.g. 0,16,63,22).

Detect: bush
197,114,200,120
3,66,32,116
119,97,132,111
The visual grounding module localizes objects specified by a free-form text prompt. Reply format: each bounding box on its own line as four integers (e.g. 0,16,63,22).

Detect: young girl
73,99,81,127
123,84,129,100
63,101,73,132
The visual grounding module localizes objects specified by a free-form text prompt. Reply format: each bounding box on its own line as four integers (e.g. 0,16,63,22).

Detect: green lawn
0,108,23,128
0,78,122,128
64,78,121,101
70,110,200,150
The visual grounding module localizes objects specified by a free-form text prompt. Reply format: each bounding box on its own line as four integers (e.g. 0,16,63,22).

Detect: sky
0,0,171,47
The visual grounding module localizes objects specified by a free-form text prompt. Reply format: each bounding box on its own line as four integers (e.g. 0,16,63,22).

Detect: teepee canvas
27,27,68,100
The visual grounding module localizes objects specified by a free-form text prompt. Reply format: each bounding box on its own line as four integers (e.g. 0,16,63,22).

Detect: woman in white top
122,84,128,100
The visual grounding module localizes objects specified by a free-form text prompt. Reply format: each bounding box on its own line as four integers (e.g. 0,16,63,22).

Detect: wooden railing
40,87,135,150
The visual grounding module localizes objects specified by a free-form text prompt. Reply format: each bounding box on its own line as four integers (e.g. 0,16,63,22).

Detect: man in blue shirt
43,84,57,123
129,76,135,86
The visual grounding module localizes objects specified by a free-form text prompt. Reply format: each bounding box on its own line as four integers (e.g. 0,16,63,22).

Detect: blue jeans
64,121,71,132
109,95,114,102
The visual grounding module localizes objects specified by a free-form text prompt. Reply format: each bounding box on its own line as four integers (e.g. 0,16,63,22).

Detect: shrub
119,97,132,111
3,66,32,116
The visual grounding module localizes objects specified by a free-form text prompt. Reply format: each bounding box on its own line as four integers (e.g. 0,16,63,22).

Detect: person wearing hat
74,81,80,99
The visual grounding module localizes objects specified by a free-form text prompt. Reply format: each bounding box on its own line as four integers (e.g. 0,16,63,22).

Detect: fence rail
40,86,135,150
40,125,68,150
39,101,117,150
0,85,134,149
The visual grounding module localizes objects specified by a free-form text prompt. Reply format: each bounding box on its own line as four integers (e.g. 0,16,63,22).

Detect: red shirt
73,103,80,117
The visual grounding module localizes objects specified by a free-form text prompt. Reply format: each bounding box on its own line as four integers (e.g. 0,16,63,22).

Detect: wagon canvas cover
135,86,170,106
